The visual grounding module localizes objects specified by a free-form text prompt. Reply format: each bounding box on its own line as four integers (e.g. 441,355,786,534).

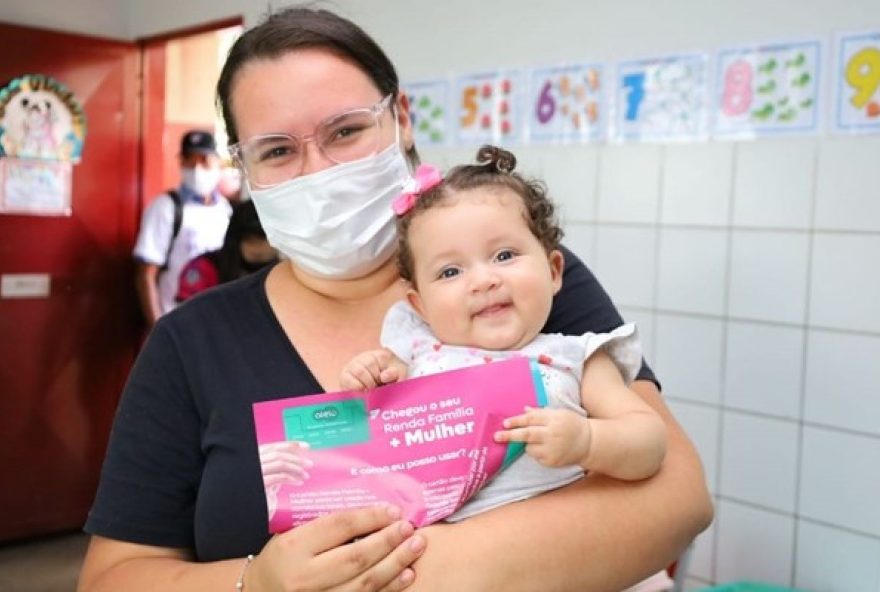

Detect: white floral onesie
380,301,643,522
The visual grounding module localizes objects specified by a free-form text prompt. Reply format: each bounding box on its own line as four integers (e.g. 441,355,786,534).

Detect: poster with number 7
613,54,708,142
454,71,523,145
833,30,880,134
528,64,605,143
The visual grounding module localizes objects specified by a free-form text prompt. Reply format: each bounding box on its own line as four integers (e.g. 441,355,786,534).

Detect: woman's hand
246,505,425,592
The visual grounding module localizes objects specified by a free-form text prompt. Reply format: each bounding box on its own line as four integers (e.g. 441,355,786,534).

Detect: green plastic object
696,582,804,592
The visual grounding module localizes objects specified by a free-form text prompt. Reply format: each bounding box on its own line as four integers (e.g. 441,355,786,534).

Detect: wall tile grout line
789,136,822,587
715,494,880,542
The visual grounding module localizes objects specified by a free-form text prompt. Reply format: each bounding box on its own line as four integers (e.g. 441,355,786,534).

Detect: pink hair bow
392,164,442,216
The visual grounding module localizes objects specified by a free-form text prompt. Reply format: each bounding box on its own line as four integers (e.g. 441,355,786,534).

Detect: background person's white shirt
133,188,231,315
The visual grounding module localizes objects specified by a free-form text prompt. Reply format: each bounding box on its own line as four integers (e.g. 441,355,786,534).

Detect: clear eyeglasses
229,94,394,188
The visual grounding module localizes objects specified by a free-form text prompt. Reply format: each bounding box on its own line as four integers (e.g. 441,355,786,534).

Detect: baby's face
406,188,563,351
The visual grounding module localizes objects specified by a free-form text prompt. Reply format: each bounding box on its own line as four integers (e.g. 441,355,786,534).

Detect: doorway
0,16,242,543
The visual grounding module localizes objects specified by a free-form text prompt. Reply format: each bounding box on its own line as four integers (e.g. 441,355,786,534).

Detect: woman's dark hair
215,199,274,282
216,6,418,163
397,145,564,285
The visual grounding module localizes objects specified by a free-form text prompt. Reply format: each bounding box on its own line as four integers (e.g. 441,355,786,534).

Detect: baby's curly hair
396,145,564,285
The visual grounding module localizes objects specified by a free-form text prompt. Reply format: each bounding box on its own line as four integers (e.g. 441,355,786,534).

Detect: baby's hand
494,407,592,468
340,349,404,391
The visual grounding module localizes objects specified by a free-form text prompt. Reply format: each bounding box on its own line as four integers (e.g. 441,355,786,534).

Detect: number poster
613,54,708,142
454,71,523,145
834,30,880,133
714,41,822,137
528,64,605,143
403,79,450,146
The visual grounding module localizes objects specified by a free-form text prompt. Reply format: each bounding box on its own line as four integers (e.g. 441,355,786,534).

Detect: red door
0,23,142,541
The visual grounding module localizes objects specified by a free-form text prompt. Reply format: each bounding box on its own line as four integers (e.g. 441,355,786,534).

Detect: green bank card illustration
283,399,370,450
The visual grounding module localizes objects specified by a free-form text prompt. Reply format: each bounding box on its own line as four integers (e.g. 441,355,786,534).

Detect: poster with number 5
454,71,523,145
613,54,708,142
713,41,822,138
834,31,880,134
528,64,605,143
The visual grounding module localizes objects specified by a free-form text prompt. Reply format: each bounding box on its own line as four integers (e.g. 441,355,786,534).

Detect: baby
341,145,667,522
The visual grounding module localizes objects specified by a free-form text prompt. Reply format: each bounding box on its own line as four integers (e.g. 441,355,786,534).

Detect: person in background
218,164,245,204
176,199,279,303
133,130,232,325
79,7,713,592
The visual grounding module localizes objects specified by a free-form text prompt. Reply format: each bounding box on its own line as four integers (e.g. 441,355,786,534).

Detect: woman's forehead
230,48,383,137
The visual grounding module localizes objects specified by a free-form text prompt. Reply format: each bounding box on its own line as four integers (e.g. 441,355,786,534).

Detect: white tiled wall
580,135,880,590
597,144,662,223
732,139,816,229
657,228,728,316
715,500,796,586
594,226,657,308
809,233,880,333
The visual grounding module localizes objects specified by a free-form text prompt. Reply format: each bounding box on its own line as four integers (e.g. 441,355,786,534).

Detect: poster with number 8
834,31,880,134
613,54,708,142
402,79,450,146
713,41,821,138
528,64,605,143
454,71,522,145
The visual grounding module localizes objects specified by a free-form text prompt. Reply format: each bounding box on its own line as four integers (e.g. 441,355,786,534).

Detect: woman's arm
410,379,713,592
78,506,426,592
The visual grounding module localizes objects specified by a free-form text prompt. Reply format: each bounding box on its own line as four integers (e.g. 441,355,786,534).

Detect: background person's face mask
248,137,411,280
182,166,222,197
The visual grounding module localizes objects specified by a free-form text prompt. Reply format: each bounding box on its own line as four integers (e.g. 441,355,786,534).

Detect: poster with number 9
454,71,522,145
528,64,605,143
402,80,450,146
713,41,821,138
613,54,708,142
834,31,880,134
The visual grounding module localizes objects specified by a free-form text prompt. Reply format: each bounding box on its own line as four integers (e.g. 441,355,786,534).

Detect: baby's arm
496,349,666,480
340,348,409,391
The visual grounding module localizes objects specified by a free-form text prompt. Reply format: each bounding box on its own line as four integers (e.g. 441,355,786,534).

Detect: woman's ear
396,93,415,151
549,249,564,295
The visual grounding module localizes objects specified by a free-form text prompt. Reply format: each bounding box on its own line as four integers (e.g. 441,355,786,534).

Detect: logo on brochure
312,407,339,421
283,399,370,450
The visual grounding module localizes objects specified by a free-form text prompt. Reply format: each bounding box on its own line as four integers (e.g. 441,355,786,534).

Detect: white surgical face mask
247,136,411,280
182,165,222,197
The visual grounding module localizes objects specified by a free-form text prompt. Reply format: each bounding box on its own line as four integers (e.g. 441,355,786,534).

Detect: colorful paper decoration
834,30,880,134
0,158,72,216
528,64,605,143
0,74,86,163
454,71,522,145
403,79,451,146
713,41,822,137
613,54,708,142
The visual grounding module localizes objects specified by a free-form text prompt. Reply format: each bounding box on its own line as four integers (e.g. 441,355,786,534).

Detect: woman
78,7,712,592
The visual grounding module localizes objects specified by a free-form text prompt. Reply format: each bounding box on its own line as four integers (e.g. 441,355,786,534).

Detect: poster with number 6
613,54,708,142
713,41,822,138
454,71,523,145
527,64,605,143
834,31,880,134
402,79,450,146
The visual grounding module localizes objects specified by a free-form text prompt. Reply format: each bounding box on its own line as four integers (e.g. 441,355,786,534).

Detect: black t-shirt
84,246,657,561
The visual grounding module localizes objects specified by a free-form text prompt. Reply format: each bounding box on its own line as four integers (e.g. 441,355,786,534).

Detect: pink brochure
252,357,547,532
